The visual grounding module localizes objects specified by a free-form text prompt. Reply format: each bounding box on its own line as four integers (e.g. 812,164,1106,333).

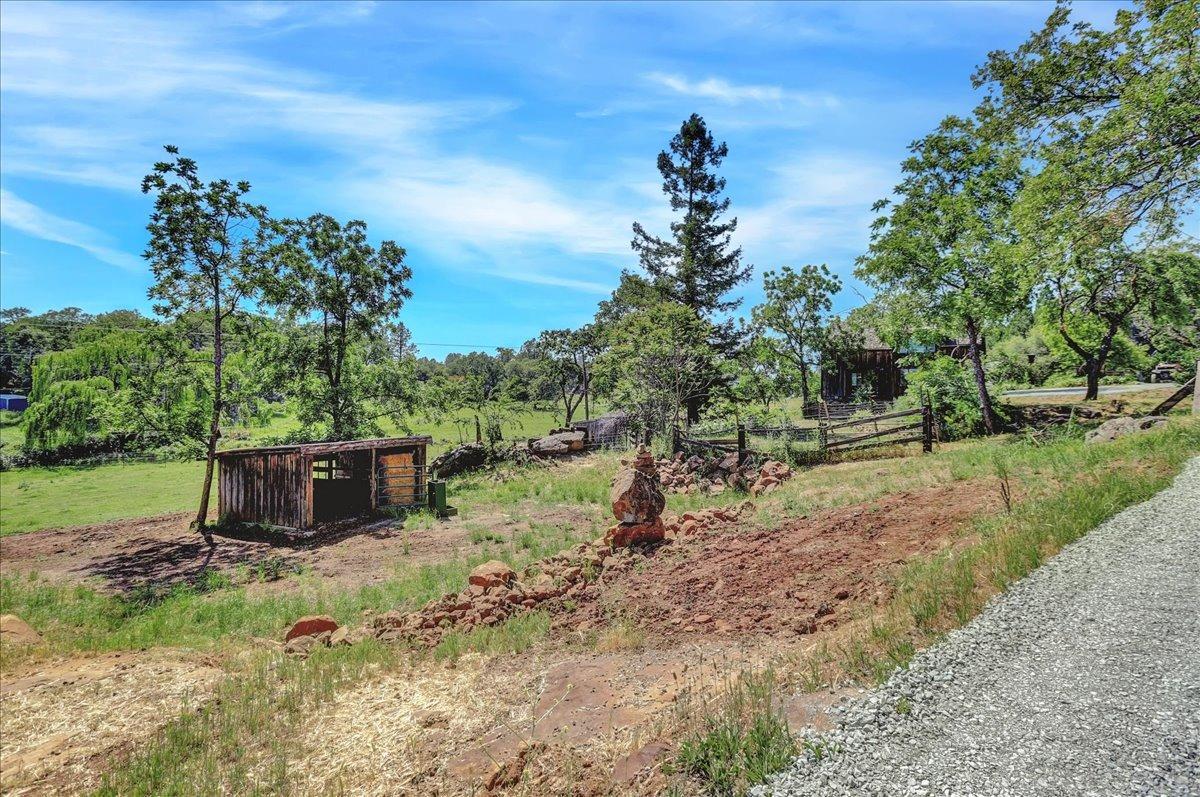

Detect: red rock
284,614,339,642
610,467,665,524
469,560,516,590
605,518,666,548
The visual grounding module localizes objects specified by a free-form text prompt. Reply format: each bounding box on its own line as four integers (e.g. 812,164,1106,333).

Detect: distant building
0,394,28,412
821,331,980,402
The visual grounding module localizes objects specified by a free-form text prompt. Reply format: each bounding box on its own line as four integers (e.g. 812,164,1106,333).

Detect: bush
897,356,987,440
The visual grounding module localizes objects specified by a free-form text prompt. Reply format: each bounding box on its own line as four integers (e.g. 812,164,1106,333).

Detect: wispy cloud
0,1,634,288
645,72,839,109
0,189,143,271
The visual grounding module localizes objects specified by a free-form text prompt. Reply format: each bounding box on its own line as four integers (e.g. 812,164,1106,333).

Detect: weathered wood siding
218,451,307,530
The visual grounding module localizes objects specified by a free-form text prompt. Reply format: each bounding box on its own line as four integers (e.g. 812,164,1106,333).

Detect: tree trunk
685,393,702,426
1082,359,1100,401
193,309,222,547
965,317,997,436
798,358,810,406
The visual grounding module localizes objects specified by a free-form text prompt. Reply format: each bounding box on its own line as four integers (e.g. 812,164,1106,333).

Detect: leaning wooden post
737,423,747,463
922,402,933,453
1193,361,1200,416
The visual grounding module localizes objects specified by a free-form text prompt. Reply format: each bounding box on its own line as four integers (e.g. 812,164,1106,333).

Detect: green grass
0,459,211,535
671,669,797,797
0,405,588,535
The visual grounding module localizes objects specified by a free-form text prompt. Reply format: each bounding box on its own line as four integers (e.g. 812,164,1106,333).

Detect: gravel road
758,457,1200,797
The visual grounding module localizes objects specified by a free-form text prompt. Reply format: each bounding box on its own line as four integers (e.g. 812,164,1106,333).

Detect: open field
0,405,582,535
2,418,1196,795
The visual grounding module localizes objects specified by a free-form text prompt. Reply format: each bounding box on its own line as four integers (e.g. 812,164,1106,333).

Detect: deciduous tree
142,146,274,542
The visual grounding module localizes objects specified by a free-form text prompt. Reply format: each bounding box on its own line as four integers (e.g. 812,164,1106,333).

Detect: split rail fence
674,403,933,462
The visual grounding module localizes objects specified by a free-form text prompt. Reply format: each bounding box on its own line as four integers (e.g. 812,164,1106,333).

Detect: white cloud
738,153,896,262
0,189,143,271
0,1,636,289
645,72,839,109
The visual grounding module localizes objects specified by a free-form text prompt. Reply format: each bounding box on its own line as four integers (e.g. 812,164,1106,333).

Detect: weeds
672,669,797,797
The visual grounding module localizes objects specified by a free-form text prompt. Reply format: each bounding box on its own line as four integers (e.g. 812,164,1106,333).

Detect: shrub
897,356,988,440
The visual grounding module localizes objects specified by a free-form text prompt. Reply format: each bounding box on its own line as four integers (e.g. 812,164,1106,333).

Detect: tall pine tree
631,114,750,320
628,114,750,423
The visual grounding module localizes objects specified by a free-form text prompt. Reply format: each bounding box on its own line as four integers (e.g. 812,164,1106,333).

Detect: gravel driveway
758,457,1200,797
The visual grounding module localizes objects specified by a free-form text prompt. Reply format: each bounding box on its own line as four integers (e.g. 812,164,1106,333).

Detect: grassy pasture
0,404,580,535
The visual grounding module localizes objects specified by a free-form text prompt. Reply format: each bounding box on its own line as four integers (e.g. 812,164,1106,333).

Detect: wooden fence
674,404,932,461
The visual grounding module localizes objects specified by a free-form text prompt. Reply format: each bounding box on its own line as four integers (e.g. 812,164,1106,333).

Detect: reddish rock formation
284,614,339,642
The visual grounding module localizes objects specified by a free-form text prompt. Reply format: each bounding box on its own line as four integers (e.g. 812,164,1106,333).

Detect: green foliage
631,113,750,321
897,355,986,440
977,0,1200,242
22,327,208,454
857,113,1025,431
595,301,718,434
263,214,416,441
752,264,842,403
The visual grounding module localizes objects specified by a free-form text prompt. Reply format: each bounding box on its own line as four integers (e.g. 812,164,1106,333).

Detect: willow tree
142,147,273,543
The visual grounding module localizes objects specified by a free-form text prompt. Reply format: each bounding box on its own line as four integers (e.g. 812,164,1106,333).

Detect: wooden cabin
216,436,432,533
821,331,981,402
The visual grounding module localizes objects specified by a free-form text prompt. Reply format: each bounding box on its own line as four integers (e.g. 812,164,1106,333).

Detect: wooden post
643,428,653,448
921,403,933,453
737,424,747,463
672,426,681,455
369,448,377,510
474,416,482,444
818,422,828,452
1194,361,1200,416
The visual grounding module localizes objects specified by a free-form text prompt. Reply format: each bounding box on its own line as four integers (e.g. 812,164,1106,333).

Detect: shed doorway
312,452,371,523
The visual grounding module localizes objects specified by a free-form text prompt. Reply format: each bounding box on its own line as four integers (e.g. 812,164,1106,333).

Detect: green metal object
427,480,457,518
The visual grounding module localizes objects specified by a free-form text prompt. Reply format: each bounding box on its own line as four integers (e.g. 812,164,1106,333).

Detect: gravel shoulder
759,456,1200,797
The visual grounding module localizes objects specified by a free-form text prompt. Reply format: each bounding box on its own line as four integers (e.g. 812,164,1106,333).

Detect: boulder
718,451,741,472
605,518,666,548
1085,415,1169,444
610,467,665,524
531,430,586,456
0,614,41,646
430,443,490,478
469,560,517,590
284,634,320,657
284,614,339,642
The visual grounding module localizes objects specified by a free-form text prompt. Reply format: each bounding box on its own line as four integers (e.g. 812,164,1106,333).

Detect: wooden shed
216,436,432,533
821,331,983,402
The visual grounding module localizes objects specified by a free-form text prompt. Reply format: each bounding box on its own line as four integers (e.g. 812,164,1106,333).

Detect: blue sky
0,0,1123,358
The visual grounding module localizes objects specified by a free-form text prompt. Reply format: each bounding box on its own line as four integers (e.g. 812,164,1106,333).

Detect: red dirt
567,480,998,643
0,501,601,595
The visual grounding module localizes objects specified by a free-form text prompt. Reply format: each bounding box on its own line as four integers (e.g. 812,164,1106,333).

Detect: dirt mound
567,480,996,643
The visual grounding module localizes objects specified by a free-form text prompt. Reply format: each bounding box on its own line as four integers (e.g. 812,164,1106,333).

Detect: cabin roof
216,436,433,460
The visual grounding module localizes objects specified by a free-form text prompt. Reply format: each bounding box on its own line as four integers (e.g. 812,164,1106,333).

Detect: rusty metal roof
216,436,432,459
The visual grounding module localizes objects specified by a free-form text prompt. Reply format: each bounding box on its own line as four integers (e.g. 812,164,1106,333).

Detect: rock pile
289,454,767,649
371,543,637,645
605,449,667,547
655,452,794,496
281,614,357,656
